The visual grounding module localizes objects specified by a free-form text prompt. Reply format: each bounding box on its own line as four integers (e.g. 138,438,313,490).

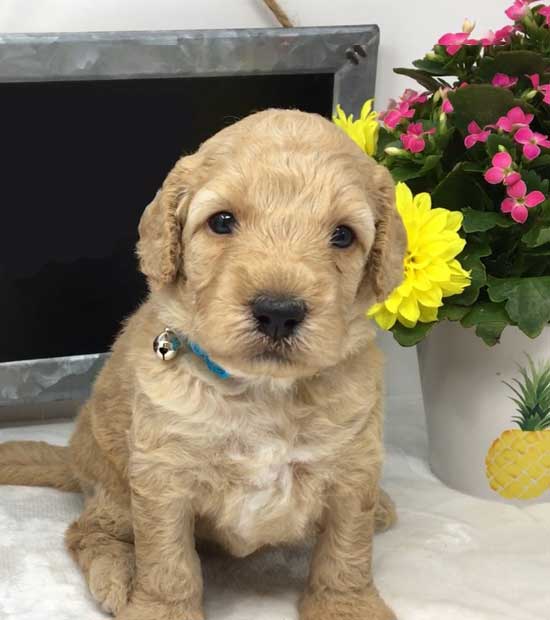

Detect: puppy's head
137,110,406,379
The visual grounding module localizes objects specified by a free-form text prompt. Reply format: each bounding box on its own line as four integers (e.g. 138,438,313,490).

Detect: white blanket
1,396,549,620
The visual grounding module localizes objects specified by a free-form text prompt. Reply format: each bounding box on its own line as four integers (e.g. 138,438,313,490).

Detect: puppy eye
208,211,237,235
330,225,355,249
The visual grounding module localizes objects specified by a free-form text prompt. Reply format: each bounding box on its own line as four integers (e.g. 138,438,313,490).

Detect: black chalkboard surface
0,74,333,362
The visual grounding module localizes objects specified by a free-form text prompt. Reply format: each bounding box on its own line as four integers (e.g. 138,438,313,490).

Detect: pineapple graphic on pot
486,356,550,500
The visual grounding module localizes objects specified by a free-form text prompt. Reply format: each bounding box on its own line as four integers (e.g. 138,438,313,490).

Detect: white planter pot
417,321,550,504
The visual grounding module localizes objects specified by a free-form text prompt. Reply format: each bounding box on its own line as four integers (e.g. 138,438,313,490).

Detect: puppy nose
251,295,307,340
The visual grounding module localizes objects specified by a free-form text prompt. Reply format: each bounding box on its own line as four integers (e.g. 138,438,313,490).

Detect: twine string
262,0,294,28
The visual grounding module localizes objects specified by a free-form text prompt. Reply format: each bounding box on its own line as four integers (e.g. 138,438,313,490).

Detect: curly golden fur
0,109,406,620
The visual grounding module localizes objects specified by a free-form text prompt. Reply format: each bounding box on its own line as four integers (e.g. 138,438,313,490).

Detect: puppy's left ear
363,164,407,301
137,154,200,287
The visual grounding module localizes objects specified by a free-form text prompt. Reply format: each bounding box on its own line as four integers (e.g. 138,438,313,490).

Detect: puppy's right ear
136,155,200,287
363,164,407,301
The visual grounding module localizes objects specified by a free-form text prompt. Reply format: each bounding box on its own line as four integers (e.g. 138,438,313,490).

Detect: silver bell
153,328,182,361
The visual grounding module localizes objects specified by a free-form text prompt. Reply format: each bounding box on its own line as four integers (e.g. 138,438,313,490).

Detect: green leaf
529,154,550,169
521,169,549,194
431,166,492,212
412,58,454,76
462,162,486,173
419,154,442,174
486,133,516,158
450,241,490,306
448,85,515,133
460,302,511,346
390,164,425,182
376,128,396,159
393,67,442,91
462,207,515,233
389,155,442,183
504,252,550,277
391,321,435,347
523,18,550,48
466,237,493,259
523,241,550,256
438,304,471,321
488,276,550,338
440,127,465,170
516,99,539,118
451,259,486,306
476,51,548,80
523,223,550,248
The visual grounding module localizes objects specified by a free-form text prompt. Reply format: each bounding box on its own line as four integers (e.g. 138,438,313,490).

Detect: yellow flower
368,182,471,330
333,99,379,156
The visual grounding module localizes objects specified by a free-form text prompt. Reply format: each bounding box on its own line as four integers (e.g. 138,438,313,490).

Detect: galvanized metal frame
0,25,379,421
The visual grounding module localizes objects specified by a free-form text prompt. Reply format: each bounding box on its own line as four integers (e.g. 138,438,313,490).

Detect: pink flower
401,89,429,106
438,32,479,55
438,87,453,113
505,0,532,21
539,5,550,25
438,32,468,55
528,74,550,104
514,127,550,160
484,152,521,186
438,83,468,114
492,73,518,88
481,25,516,45
464,121,491,148
442,98,454,113
495,106,534,132
400,122,436,154
380,101,415,129
501,180,545,223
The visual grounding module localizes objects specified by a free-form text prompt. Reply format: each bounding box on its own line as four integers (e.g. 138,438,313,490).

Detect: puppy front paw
300,588,396,620
116,591,204,620
88,553,134,615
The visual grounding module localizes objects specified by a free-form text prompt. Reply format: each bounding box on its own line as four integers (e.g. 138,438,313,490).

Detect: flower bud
523,15,536,30
498,145,507,153
525,89,538,100
425,51,439,60
462,18,476,34
439,112,447,131
385,146,407,157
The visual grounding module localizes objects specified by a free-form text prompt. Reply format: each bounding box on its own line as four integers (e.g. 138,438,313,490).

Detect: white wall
0,0,510,398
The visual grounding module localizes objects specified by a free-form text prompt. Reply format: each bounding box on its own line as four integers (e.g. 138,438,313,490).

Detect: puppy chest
215,440,328,545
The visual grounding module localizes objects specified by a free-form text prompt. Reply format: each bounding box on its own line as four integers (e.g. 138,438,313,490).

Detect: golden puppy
0,109,406,620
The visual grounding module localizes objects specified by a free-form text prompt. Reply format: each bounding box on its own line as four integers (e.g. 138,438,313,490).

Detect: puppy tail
0,441,80,492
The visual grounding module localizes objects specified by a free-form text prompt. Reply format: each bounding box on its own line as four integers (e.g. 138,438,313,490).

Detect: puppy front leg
300,484,396,620
117,484,204,620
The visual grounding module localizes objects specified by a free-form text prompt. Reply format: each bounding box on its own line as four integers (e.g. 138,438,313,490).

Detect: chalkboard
0,74,334,362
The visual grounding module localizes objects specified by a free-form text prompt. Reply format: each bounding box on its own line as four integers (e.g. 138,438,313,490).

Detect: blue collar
187,339,231,380
154,327,231,380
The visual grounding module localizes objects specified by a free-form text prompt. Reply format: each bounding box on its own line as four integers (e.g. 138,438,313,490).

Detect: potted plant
335,1,550,502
